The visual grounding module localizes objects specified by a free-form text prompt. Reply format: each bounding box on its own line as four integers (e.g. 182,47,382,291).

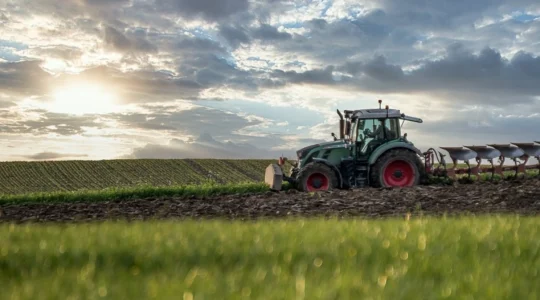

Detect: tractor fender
368,142,423,166
312,158,344,188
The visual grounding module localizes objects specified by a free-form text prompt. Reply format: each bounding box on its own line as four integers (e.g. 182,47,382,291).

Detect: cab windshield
355,118,401,155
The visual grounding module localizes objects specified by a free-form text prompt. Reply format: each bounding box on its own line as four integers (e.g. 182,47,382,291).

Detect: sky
0,0,539,161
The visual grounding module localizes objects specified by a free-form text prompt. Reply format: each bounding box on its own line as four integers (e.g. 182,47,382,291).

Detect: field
1,158,539,299
0,159,536,205
0,159,277,195
2,217,539,299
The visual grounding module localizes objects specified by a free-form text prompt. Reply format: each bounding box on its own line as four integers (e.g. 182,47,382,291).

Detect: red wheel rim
306,173,329,191
383,160,415,187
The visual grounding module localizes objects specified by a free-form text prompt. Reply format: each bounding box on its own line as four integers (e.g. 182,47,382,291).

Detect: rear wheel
371,149,421,188
297,162,338,192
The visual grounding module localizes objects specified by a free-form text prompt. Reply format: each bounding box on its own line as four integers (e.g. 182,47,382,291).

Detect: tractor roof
349,108,402,120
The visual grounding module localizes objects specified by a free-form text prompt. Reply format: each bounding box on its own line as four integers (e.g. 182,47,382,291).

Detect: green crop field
0,159,282,195
0,159,536,205
1,216,538,299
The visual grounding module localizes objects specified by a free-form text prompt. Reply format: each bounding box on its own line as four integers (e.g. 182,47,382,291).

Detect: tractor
265,100,426,191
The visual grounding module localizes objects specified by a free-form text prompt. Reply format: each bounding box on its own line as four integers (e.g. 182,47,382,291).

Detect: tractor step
355,164,369,188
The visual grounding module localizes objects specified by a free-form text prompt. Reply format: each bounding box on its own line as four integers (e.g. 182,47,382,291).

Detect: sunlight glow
49,83,119,115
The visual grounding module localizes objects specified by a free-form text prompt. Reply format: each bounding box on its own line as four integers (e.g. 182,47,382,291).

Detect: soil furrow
1,179,539,223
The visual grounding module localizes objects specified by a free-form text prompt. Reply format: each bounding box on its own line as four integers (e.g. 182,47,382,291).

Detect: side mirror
331,132,337,141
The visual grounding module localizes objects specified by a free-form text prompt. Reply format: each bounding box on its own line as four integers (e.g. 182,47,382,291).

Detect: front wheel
370,149,422,188
296,162,338,192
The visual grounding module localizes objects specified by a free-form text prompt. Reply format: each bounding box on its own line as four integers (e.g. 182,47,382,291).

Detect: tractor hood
296,140,347,160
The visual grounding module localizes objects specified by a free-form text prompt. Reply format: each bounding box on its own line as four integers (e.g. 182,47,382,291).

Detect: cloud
127,132,294,159
218,24,251,48
284,44,540,106
374,0,539,30
0,111,103,136
114,105,266,139
271,66,337,85
21,151,89,160
0,60,51,96
0,0,539,162
251,24,292,41
102,25,157,54
22,46,84,61
154,0,250,22
55,65,203,103
408,108,540,150
0,100,15,108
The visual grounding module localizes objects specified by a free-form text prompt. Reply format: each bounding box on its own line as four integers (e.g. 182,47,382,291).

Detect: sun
49,83,119,115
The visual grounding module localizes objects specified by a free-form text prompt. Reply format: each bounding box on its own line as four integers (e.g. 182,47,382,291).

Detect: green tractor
265,101,426,191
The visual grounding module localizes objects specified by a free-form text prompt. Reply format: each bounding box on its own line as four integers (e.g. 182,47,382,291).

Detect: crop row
0,159,278,195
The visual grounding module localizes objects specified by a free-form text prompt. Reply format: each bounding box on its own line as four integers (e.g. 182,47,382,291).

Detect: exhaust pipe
337,109,344,139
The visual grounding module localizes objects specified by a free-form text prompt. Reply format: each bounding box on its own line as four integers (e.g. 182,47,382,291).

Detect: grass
1,216,539,299
0,182,289,205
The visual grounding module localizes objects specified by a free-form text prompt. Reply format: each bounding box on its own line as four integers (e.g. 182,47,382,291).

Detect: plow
265,100,540,192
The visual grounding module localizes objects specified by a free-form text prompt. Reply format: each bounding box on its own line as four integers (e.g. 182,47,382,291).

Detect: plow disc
428,142,540,180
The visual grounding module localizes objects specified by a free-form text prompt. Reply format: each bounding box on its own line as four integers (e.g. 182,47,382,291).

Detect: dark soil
1,179,539,223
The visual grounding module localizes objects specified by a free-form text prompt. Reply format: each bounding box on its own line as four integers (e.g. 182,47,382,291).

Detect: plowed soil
1,179,539,223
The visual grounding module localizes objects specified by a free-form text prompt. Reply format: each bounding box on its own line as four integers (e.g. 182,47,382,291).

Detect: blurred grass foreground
1,216,539,299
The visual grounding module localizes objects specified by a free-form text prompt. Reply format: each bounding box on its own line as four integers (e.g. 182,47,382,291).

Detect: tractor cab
339,101,420,160
352,111,402,160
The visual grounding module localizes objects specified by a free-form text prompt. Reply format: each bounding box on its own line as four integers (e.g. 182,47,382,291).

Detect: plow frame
424,142,540,181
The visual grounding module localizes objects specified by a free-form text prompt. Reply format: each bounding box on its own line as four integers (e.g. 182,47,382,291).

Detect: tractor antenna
378,99,382,109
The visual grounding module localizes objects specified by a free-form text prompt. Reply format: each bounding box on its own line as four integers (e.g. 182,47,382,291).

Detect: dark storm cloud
103,26,157,53
251,24,292,41
218,24,251,48
258,14,423,66
271,66,336,85
362,55,404,81
154,0,250,22
261,43,540,106
149,35,260,90
80,0,129,6
235,1,539,66
217,22,292,49
377,0,538,30
22,151,88,160
404,45,540,99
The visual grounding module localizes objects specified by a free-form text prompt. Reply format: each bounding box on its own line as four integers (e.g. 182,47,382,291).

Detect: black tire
370,149,421,188
296,162,339,192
